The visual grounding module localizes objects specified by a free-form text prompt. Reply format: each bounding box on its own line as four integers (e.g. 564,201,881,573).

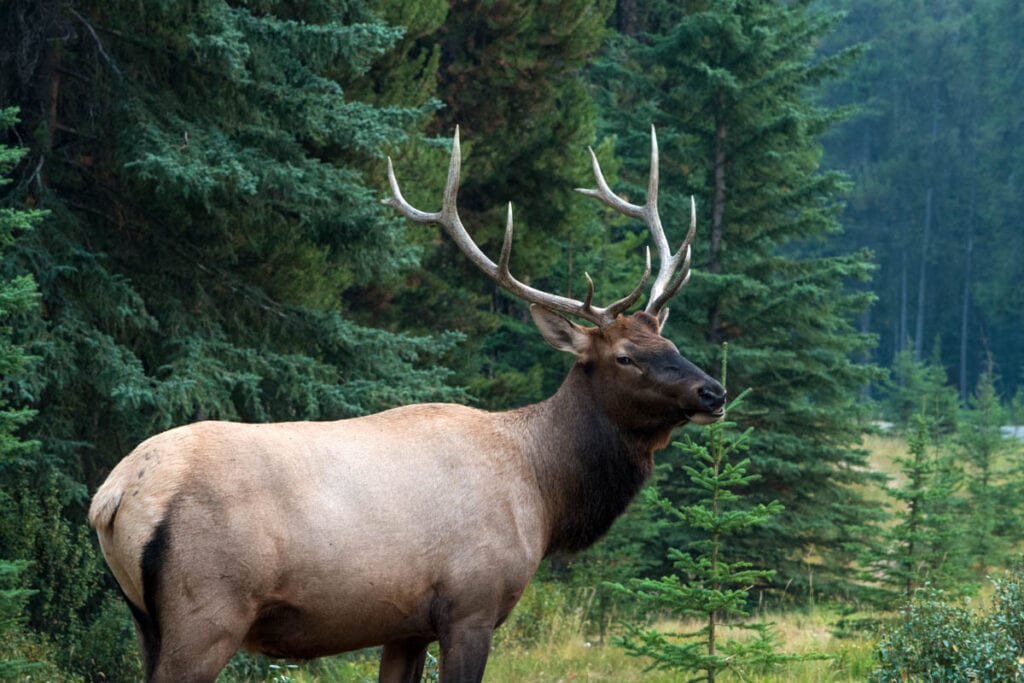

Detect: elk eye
616,356,633,366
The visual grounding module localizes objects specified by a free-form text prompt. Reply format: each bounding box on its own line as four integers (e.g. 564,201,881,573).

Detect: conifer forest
2,1,1023,680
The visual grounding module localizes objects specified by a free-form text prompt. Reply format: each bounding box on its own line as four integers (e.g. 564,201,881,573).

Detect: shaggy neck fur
514,362,674,555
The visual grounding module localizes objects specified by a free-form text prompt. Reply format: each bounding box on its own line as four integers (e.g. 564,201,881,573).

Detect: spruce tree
610,389,804,682
390,0,615,410
959,362,1020,573
0,0,462,663
0,106,45,680
864,413,972,597
884,348,961,437
591,0,883,597
3,0,464,475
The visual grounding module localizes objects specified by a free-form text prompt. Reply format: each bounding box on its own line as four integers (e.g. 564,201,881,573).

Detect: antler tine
576,125,695,321
646,195,697,318
384,128,641,328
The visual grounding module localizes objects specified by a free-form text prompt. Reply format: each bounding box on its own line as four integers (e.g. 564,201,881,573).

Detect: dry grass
860,432,908,487
246,605,880,682
483,605,879,682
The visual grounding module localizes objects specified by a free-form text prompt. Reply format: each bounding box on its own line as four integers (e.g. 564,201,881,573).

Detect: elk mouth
685,407,726,425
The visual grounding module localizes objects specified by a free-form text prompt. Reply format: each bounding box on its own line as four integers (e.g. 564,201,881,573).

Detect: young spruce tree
610,384,805,682
959,362,1020,573
864,413,972,598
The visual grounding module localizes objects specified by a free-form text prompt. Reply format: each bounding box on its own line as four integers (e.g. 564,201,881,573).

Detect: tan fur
90,406,547,652
89,425,198,610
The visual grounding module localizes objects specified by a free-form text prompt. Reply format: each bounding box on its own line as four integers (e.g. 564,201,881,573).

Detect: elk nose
698,383,727,411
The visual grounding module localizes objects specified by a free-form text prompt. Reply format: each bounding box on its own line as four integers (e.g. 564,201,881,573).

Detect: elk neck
509,361,672,556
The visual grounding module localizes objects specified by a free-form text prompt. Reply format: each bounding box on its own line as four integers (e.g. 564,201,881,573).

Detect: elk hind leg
438,623,493,683
147,601,252,683
148,629,244,683
379,637,430,683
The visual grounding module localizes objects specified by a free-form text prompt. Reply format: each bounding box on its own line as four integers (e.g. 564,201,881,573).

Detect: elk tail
88,484,124,532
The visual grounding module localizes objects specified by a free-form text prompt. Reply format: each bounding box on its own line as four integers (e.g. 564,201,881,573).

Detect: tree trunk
914,186,932,358
615,0,639,36
4,0,65,155
899,251,908,355
914,91,942,358
959,182,975,404
707,96,727,344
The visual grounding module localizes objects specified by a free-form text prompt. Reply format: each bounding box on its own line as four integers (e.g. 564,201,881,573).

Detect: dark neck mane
512,362,671,555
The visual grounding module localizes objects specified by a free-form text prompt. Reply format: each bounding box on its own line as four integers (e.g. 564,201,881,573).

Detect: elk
88,127,726,683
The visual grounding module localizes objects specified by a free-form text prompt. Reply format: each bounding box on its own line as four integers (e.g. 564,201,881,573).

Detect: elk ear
633,311,662,334
531,305,590,355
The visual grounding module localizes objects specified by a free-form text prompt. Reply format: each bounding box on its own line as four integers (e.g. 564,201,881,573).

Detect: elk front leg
379,638,430,683
438,623,493,683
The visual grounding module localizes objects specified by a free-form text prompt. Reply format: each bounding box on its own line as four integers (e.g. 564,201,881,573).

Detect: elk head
384,126,726,431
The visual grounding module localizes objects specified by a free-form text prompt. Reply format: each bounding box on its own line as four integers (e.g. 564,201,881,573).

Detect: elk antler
576,125,696,323
383,126,651,328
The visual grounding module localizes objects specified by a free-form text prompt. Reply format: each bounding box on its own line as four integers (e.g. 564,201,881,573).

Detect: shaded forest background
0,0,1022,679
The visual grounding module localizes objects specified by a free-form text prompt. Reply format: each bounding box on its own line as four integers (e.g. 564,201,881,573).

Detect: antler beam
384,126,651,328
575,125,696,323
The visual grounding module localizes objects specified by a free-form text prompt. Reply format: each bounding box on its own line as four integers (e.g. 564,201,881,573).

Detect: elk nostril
699,384,726,410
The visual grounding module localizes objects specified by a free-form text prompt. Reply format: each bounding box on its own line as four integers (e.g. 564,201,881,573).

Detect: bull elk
88,127,726,682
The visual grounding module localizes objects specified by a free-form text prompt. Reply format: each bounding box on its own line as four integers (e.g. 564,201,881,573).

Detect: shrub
872,565,1024,681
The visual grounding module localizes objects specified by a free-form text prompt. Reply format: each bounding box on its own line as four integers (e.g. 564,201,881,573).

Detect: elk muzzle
682,374,727,425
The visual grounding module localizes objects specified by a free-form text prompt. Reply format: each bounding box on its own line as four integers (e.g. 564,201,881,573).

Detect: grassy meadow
218,594,882,682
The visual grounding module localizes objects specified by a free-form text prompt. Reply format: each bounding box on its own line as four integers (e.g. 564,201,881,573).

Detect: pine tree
609,388,806,682
1,1,462,667
3,0,465,474
592,0,883,597
885,348,960,437
864,413,972,598
959,361,1020,572
0,106,42,471
0,106,46,680
389,0,615,410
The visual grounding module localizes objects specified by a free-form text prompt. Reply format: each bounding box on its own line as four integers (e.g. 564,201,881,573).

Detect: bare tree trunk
914,186,932,358
914,91,942,358
899,251,908,355
707,97,727,344
959,180,976,403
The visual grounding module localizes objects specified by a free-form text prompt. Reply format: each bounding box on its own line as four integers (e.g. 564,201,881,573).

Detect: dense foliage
589,0,883,598
0,107,50,679
0,0,1021,679
1,0,462,676
872,566,1024,682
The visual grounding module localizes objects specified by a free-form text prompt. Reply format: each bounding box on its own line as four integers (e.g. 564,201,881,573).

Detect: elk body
88,128,726,683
